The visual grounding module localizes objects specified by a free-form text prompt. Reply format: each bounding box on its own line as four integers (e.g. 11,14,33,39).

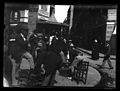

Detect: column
27,4,38,39
69,5,74,35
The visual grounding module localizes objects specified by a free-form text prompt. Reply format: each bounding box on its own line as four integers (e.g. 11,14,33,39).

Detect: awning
37,20,69,27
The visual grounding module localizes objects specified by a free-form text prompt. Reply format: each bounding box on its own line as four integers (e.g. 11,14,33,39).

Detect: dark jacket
105,43,111,56
9,32,28,63
35,51,62,77
48,38,68,56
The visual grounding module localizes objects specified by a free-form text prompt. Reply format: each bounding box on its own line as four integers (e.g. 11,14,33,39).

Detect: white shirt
20,33,26,41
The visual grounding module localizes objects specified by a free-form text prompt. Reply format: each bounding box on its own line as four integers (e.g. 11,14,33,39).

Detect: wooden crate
72,61,89,84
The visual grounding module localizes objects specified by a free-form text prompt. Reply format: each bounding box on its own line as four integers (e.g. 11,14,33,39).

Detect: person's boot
109,67,113,69
97,65,105,69
108,58,113,69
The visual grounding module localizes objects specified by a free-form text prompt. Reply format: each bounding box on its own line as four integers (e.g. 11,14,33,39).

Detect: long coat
8,32,28,63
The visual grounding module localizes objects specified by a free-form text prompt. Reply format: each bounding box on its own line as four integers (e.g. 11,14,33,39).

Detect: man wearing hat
99,42,113,69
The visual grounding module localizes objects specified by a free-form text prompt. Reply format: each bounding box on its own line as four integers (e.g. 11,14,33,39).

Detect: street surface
77,47,116,88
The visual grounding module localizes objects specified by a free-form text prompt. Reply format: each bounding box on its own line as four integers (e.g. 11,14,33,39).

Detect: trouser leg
41,69,56,86
41,74,52,86
11,59,19,86
102,59,107,67
107,58,113,68
48,71,56,86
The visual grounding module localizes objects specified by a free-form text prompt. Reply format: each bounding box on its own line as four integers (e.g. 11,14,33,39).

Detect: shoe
97,64,104,69
109,67,113,69
54,80,57,84
99,66,105,69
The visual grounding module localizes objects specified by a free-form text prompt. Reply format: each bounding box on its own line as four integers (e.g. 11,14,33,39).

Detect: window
106,9,117,41
107,9,117,21
38,5,50,18
14,12,18,19
10,11,19,22
20,10,29,22
10,10,29,23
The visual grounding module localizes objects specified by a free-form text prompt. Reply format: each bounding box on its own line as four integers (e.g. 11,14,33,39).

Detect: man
29,33,38,60
36,51,62,86
67,40,78,64
9,29,28,63
8,29,28,86
48,36,68,64
99,42,113,69
34,33,47,64
34,38,62,86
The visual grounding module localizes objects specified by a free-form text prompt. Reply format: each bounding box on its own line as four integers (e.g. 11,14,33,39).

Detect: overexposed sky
55,5,70,23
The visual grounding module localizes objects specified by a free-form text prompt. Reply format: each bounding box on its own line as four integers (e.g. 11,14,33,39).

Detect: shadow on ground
92,66,116,89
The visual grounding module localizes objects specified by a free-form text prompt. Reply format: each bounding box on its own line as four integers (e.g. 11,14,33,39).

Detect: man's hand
60,51,67,63
41,64,46,75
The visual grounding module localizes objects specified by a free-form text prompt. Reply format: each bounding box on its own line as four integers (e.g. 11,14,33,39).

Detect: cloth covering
20,52,34,70
20,58,30,70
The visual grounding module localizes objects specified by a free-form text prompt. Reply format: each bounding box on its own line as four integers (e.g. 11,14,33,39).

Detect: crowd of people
3,25,80,87
4,24,113,87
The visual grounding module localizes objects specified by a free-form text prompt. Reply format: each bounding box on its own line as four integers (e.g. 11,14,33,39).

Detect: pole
69,5,74,35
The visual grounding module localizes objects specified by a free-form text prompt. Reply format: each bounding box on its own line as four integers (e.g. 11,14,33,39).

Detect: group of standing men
3,25,72,87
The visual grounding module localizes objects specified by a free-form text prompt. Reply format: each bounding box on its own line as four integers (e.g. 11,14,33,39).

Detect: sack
20,58,30,70
23,52,35,69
